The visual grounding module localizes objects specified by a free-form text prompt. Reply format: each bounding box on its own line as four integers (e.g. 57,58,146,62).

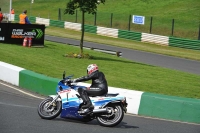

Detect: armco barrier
97,26,118,38
169,37,200,50
36,17,50,26
64,22,81,31
142,33,169,46
1,61,200,124
50,20,65,28
118,30,141,41
14,14,19,22
29,16,36,24
138,92,200,123
84,24,97,34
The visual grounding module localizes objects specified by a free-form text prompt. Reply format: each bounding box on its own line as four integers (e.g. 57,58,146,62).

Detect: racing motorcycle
37,71,128,127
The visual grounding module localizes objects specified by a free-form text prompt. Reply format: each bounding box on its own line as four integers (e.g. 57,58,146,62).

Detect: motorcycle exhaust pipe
92,108,108,113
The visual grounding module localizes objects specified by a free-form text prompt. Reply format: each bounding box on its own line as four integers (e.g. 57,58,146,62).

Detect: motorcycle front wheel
37,97,62,120
97,104,124,127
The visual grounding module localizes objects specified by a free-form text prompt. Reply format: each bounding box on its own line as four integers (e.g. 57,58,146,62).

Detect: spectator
0,11,3,23
19,10,31,24
19,10,32,47
11,9,15,14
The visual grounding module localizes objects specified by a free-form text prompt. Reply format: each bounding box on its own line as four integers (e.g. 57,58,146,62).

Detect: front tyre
37,97,62,120
97,104,124,127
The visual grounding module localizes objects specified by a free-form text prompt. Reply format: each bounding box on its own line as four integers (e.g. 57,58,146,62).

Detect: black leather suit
75,70,108,97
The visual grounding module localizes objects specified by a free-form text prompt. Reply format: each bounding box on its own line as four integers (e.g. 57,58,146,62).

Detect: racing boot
81,92,94,110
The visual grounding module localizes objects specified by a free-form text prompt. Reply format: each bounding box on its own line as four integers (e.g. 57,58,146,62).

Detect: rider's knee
78,87,84,94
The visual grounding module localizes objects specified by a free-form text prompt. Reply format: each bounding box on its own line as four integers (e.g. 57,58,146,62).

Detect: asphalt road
45,35,200,75
0,82,199,133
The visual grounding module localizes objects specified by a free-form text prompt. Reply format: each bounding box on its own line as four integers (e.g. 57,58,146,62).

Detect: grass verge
0,41,200,99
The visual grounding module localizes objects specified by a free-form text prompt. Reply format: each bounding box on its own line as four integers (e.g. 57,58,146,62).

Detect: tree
64,0,105,55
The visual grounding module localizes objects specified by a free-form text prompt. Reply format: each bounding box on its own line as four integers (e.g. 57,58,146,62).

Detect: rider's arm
74,73,96,82
74,75,92,82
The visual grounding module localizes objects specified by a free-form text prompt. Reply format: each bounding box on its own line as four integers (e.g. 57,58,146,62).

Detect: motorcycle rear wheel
37,97,62,120
97,104,124,127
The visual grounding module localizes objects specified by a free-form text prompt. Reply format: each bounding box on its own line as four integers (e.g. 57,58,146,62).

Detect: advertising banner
0,23,7,42
132,15,145,25
0,23,45,46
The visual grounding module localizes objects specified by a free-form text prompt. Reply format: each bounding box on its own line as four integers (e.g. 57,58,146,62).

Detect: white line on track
0,82,199,126
127,112,200,126
0,102,36,109
0,82,44,100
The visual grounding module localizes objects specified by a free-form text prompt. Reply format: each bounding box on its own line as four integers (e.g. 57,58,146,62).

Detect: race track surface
0,82,199,133
45,35,200,75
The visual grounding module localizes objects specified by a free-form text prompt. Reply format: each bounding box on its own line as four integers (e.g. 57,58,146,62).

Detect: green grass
12,0,200,39
2,0,199,99
0,42,200,99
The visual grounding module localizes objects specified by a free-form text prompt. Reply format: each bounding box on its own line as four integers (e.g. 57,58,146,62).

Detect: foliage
64,52,93,59
64,0,105,54
64,0,105,15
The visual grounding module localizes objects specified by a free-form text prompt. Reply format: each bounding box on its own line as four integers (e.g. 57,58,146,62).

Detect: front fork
46,95,60,109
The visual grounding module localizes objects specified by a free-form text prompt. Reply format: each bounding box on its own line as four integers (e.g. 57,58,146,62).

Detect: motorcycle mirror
63,71,66,79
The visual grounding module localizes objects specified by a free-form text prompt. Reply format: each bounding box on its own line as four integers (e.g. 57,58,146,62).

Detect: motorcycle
37,71,128,127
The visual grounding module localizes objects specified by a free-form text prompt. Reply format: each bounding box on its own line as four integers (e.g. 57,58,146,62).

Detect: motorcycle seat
92,93,119,97
90,93,119,97
105,93,119,97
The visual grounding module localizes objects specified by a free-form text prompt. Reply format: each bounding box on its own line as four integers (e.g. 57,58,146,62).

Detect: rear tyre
37,97,62,120
97,104,124,127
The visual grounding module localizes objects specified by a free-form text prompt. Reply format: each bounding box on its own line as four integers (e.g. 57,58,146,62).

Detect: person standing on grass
19,10,32,47
19,10,31,24
0,11,3,23
11,9,15,14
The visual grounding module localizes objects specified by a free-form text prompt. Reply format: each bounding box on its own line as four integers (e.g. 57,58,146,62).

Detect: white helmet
87,64,98,75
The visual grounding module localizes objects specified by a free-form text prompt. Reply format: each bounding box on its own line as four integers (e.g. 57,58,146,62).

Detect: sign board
132,15,145,25
0,23,45,46
0,23,7,42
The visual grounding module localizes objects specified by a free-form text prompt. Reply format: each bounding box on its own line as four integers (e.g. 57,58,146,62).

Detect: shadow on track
53,118,138,129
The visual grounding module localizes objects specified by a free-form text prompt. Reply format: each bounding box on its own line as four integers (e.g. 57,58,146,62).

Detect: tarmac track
0,82,200,133
45,35,200,75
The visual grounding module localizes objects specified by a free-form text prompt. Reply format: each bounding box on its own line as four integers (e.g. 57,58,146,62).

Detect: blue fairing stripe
62,97,79,102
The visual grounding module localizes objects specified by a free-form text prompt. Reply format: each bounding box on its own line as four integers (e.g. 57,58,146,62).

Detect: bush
64,52,93,59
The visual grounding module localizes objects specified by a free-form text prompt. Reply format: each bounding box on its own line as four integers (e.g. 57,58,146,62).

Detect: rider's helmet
87,64,98,75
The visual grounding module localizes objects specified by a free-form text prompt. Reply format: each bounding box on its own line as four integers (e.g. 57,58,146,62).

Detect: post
110,13,113,28
30,0,34,17
150,16,153,34
75,10,77,23
30,1,31,17
94,12,97,26
171,19,175,36
128,15,131,31
10,0,12,13
198,24,200,40
9,0,12,21
58,8,61,20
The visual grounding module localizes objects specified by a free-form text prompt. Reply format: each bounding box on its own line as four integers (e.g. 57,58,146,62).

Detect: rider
69,64,108,110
